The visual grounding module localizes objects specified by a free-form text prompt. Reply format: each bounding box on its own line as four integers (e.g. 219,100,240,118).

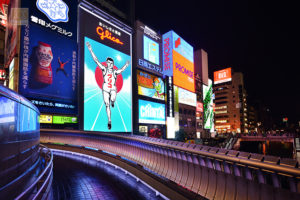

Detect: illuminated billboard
0,0,8,27
137,70,164,100
203,79,214,132
79,5,132,132
0,69,5,80
178,87,196,107
136,21,162,76
162,31,194,92
18,24,78,114
53,115,77,124
17,0,78,114
39,114,52,124
214,68,232,84
196,102,203,112
139,99,165,124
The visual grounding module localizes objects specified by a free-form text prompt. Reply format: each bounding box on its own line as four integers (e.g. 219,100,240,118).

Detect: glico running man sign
79,5,132,133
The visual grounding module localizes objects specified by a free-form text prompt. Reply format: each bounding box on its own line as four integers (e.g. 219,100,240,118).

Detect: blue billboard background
139,99,165,124
84,37,132,132
19,24,78,114
143,35,159,65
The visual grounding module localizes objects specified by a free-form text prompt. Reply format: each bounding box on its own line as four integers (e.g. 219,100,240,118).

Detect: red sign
283,117,288,122
0,69,5,80
214,68,232,84
0,0,9,27
196,102,203,112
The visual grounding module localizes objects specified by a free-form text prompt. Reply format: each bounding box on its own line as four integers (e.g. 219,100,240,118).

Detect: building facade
214,70,248,134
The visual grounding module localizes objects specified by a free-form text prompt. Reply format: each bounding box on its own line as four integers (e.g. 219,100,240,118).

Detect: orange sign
173,50,195,92
96,26,124,45
214,68,232,84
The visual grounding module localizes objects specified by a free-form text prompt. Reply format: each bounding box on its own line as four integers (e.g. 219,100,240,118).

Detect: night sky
135,0,299,124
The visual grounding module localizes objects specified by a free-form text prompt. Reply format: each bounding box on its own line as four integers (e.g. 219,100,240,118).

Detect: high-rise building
213,69,248,134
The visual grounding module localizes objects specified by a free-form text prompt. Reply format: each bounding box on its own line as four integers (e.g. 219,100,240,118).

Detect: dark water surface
239,141,293,158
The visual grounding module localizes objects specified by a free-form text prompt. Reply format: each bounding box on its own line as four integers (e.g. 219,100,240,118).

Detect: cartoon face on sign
36,0,69,23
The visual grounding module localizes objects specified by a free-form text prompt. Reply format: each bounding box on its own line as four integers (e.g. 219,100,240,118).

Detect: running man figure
86,42,130,130
56,57,69,77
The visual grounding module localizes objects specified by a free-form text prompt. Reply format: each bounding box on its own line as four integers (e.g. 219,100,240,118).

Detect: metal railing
40,129,300,199
15,144,53,200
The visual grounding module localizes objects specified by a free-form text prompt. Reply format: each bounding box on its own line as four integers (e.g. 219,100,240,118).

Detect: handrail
15,144,53,200
41,129,300,178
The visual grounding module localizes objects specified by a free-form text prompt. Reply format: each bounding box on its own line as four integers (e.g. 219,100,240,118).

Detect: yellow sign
39,115,53,124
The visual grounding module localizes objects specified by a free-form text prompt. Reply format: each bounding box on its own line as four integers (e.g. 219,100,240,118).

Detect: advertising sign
4,0,19,68
18,23,78,114
21,0,78,40
0,0,8,27
162,30,194,92
166,76,174,117
137,70,164,100
214,67,232,84
16,0,78,114
196,102,203,112
39,114,52,123
80,5,132,132
53,115,77,124
136,21,162,76
139,99,165,124
0,69,5,80
178,87,196,107
203,79,214,132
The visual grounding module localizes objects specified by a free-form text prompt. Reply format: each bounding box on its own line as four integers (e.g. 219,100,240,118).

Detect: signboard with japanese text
136,20,163,76
137,69,164,100
79,5,132,133
18,23,78,114
214,67,232,84
162,30,194,92
18,0,78,114
21,0,78,40
139,99,165,124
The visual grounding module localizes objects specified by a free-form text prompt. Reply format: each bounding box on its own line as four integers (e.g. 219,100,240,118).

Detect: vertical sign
203,79,214,132
80,5,132,133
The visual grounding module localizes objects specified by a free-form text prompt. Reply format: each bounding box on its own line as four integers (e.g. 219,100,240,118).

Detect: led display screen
139,99,165,124
214,67,232,84
136,20,162,76
178,87,196,107
0,96,16,125
80,6,132,132
143,35,159,65
162,30,194,92
203,79,214,132
137,70,164,100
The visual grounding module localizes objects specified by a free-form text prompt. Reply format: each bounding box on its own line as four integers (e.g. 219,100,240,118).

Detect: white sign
36,0,69,23
178,87,196,107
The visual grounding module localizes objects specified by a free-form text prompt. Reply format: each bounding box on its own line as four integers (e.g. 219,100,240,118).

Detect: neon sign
96,26,124,45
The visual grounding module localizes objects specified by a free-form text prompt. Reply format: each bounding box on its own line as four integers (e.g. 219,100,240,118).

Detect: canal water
239,141,294,158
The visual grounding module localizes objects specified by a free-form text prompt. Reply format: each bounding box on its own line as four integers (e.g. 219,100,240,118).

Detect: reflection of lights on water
116,55,122,61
